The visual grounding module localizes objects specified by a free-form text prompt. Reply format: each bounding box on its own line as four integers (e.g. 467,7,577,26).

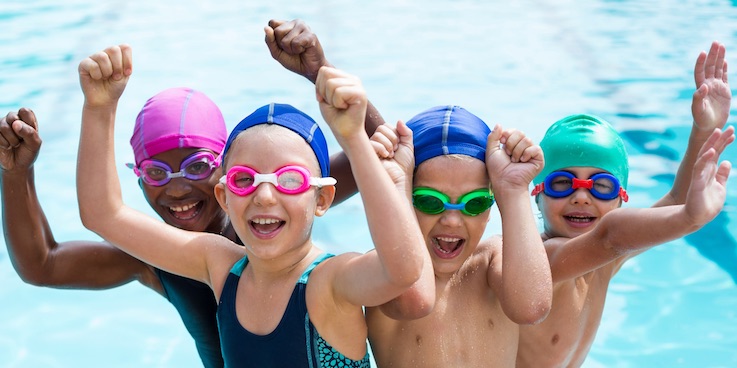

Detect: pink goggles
219,165,336,196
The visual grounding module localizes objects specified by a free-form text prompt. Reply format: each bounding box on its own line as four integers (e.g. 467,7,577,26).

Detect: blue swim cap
222,103,331,177
535,114,629,188
407,105,491,168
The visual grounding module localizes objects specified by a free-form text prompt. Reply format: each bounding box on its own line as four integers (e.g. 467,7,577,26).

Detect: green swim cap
535,114,629,188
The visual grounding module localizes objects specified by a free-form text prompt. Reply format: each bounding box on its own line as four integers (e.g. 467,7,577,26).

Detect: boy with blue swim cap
367,105,553,367
517,41,734,367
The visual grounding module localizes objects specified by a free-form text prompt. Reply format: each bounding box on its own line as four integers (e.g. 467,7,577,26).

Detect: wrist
2,166,34,181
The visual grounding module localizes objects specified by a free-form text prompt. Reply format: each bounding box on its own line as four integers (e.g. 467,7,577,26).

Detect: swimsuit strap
228,255,249,277
298,253,334,284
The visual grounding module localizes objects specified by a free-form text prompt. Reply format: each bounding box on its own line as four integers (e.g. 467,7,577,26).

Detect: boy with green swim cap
517,41,735,368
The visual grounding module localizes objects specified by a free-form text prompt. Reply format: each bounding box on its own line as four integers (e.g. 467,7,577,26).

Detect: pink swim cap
130,87,227,165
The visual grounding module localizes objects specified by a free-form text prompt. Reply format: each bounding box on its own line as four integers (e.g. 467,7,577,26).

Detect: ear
138,178,144,190
314,185,336,217
215,182,229,212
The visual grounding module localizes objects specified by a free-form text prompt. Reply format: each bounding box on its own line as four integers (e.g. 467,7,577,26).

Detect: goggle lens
130,151,219,187
221,165,336,196
412,188,494,216
532,171,627,202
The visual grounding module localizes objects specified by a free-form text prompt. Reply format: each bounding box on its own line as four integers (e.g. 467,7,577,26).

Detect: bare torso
517,262,619,368
367,246,519,368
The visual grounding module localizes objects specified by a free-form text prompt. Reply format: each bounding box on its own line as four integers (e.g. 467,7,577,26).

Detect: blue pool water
1,0,736,366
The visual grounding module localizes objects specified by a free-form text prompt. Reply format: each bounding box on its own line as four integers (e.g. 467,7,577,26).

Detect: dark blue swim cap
407,105,491,168
222,103,330,177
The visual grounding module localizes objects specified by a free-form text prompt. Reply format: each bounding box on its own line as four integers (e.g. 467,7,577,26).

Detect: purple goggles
127,151,220,187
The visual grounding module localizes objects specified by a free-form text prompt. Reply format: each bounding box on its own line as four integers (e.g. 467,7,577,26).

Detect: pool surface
1,0,736,366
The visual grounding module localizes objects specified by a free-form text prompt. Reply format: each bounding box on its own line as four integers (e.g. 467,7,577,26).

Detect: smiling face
140,147,227,234
536,166,623,239
413,155,491,277
214,124,334,261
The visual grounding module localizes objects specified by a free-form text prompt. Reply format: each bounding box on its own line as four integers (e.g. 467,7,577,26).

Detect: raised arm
485,126,552,324
75,45,236,288
655,41,731,207
367,121,435,319
265,19,386,203
0,108,156,290
315,66,425,308
547,128,733,282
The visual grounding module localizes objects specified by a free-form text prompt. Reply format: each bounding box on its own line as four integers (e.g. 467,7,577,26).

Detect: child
516,41,733,367
366,105,553,367
76,44,429,366
1,20,383,368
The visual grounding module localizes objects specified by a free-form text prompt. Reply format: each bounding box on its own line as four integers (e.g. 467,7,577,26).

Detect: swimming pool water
1,0,736,366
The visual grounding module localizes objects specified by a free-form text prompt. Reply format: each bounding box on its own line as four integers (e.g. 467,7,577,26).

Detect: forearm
342,135,424,287
1,168,56,283
328,101,387,204
600,205,701,252
77,103,124,233
655,124,712,207
496,189,552,324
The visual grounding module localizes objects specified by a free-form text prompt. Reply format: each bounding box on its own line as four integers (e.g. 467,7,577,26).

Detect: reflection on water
1,0,737,367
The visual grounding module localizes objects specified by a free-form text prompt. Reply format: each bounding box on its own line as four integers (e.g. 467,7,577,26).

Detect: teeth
252,218,281,225
170,203,198,212
437,236,461,243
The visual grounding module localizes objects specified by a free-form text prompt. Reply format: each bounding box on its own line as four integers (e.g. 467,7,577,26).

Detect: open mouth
563,215,596,225
250,218,285,236
168,201,203,221
431,236,465,259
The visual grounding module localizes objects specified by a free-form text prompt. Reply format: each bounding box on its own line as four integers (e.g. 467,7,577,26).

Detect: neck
243,242,321,283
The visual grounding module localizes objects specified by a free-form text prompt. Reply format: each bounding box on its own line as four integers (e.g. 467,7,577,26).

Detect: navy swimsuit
155,269,223,368
217,253,371,367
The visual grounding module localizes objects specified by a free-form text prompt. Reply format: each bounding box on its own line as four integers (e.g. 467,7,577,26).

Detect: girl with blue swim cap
517,41,734,368
2,20,388,368
76,41,429,367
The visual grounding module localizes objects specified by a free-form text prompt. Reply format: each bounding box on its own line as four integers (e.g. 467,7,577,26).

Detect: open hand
684,126,734,225
692,41,730,134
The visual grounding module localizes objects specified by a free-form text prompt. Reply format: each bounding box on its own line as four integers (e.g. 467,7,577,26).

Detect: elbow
507,300,552,325
79,203,109,234
14,266,56,287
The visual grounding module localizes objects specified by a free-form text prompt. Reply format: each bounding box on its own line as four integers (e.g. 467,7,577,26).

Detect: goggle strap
620,187,629,202
310,177,337,188
531,183,544,196
126,162,142,177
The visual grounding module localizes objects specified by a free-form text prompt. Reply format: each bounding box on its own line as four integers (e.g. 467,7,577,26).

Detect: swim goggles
220,165,337,196
127,151,220,187
531,171,628,202
412,188,495,216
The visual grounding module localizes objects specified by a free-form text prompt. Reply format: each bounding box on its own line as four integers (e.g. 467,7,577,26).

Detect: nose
164,177,194,198
569,188,592,205
438,208,464,227
252,182,278,207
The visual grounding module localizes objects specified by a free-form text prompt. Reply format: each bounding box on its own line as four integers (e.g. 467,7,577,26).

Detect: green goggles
412,188,495,216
